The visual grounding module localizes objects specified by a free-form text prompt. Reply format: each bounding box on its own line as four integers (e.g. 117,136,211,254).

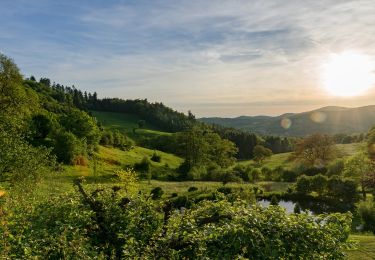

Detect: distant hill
199,105,375,136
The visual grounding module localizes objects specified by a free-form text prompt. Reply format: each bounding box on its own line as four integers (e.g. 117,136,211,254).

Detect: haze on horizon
2,0,375,117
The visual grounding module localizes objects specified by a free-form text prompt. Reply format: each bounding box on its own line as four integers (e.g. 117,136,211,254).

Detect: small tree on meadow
292,133,336,167
253,145,273,164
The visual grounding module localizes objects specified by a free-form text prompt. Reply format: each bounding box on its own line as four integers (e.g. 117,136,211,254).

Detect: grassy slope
64,145,183,177
91,111,172,142
238,142,362,170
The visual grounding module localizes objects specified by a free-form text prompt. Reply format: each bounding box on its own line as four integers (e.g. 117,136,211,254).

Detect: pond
257,198,352,215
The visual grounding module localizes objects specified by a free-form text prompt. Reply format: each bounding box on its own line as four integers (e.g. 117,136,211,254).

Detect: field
238,142,362,170
347,234,375,259
91,111,172,141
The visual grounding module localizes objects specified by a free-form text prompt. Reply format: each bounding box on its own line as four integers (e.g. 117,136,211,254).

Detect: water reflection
257,199,352,215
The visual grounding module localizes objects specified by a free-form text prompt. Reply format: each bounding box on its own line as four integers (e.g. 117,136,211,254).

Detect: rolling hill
200,105,375,136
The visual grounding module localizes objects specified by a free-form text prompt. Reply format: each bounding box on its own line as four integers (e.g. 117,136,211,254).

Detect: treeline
8,77,130,166
26,76,295,160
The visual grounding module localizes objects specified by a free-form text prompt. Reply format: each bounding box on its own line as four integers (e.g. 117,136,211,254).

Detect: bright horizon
2,0,375,117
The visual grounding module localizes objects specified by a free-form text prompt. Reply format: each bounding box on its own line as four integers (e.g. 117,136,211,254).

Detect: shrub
358,200,375,234
261,167,272,181
294,202,302,214
250,168,261,182
217,187,232,195
150,187,164,200
281,169,298,182
188,186,198,192
270,195,279,205
187,166,207,181
150,152,161,162
296,175,311,194
327,159,345,176
233,164,250,182
327,177,357,201
303,166,327,176
53,131,84,164
134,157,151,173
72,155,88,166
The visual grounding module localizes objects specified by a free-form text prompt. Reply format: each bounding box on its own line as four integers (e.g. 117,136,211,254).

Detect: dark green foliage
296,174,358,201
88,98,196,132
59,108,100,151
137,119,146,128
53,131,84,164
134,157,151,174
294,202,301,214
150,187,164,200
30,113,54,139
0,53,53,182
171,195,191,208
302,166,328,176
210,125,259,159
296,175,312,194
327,177,357,201
176,126,238,170
358,200,375,234
327,159,345,176
100,129,133,151
261,166,273,181
217,187,232,195
160,200,352,259
151,151,161,162
270,195,279,205
281,169,298,182
188,186,198,192
253,144,273,163
0,130,52,183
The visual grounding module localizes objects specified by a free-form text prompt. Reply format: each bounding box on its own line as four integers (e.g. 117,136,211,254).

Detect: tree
0,53,30,131
344,153,373,198
53,131,83,164
253,145,273,164
114,168,138,194
137,119,146,129
293,134,336,167
367,126,375,160
0,54,51,182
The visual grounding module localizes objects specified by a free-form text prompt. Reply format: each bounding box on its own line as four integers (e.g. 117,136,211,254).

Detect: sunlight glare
321,51,375,96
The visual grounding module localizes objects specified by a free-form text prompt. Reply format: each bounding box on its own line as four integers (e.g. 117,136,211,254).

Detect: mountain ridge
199,105,375,136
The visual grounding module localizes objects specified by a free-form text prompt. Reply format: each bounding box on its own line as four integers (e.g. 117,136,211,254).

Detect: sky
1,0,375,117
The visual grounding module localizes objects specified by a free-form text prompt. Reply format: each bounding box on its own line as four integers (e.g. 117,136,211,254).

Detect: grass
62,145,183,183
91,111,172,142
237,142,363,170
336,142,364,158
347,234,375,259
238,152,295,170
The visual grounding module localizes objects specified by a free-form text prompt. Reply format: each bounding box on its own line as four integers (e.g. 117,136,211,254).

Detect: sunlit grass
347,234,375,259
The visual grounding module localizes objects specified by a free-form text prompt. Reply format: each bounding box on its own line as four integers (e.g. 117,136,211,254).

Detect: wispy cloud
1,0,375,116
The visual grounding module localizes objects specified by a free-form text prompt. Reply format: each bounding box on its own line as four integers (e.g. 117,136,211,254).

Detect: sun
321,51,375,97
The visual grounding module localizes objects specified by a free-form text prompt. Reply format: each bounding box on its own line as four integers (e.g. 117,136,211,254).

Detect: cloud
1,0,375,116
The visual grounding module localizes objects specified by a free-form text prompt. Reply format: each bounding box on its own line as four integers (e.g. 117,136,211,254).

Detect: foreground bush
1,183,352,259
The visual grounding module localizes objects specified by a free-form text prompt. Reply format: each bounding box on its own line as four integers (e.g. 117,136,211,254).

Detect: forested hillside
200,106,375,137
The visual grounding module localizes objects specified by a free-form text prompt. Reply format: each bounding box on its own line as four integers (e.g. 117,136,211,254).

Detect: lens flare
280,118,292,129
310,111,327,123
